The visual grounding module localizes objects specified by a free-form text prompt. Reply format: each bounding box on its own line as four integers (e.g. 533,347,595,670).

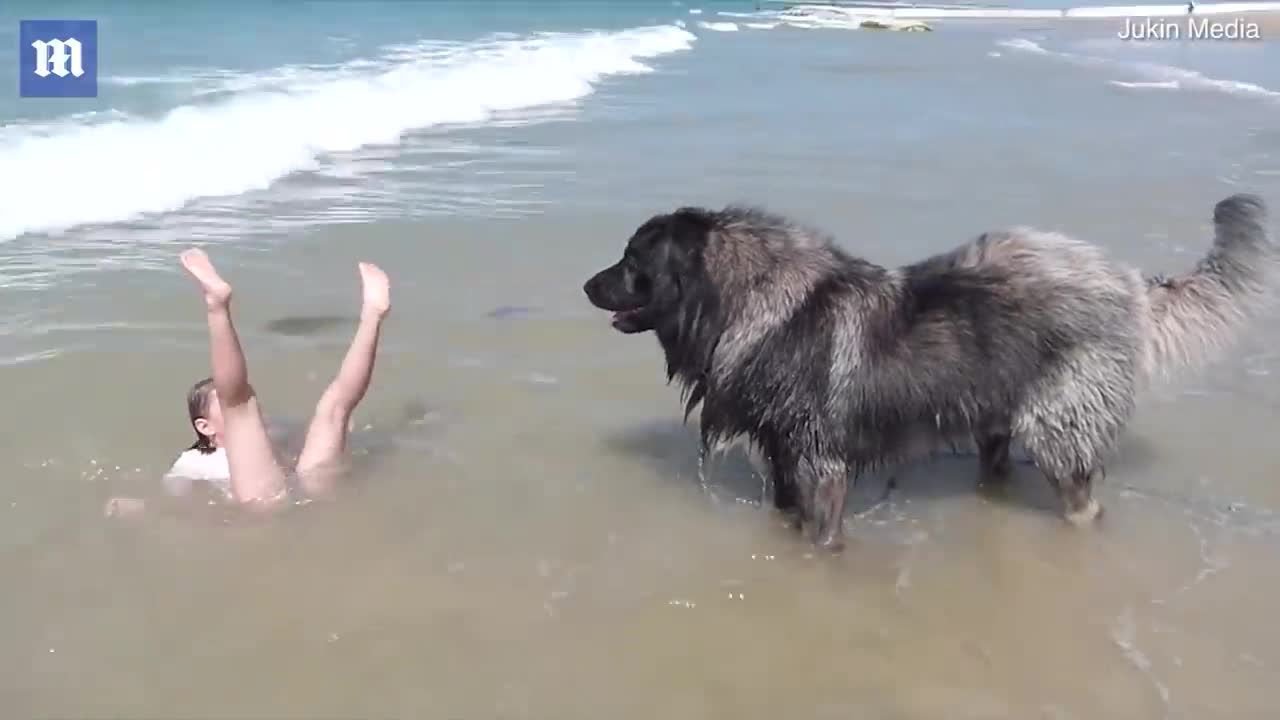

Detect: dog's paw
817,534,846,554
1064,498,1103,526
776,508,804,532
801,520,847,554
977,472,1012,494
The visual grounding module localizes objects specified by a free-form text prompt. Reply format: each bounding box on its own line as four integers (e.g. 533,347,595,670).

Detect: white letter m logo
31,37,84,78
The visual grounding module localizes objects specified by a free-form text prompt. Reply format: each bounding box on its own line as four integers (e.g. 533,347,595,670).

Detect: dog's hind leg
1047,466,1105,525
1020,431,1110,526
1021,435,1107,525
1015,350,1136,526
1017,408,1121,526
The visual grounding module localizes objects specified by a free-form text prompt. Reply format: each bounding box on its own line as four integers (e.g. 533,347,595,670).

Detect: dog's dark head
583,208,716,334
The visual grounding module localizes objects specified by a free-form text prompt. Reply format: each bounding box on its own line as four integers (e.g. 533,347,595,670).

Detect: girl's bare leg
294,263,391,495
180,249,287,506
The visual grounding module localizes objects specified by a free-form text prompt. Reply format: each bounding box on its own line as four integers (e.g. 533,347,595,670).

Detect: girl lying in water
104,248,391,517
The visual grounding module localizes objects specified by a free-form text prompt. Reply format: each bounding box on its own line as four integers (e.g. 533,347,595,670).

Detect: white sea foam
1110,79,1181,90
102,74,198,86
0,24,695,242
698,21,740,32
724,1,1280,23
997,38,1051,55
997,37,1280,101
733,5,941,29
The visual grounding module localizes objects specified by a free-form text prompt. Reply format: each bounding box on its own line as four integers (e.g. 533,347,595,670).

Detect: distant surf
996,37,1280,102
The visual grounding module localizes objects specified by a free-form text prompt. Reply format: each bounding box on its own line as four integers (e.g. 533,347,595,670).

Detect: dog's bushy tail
1143,193,1279,379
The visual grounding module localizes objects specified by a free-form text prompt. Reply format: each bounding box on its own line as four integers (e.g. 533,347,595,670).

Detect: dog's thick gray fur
583,194,1278,550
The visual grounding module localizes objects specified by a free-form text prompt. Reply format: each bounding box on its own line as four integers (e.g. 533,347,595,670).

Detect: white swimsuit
162,447,232,499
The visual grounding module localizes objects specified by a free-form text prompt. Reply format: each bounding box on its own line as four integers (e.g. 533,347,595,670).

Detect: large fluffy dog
584,194,1278,550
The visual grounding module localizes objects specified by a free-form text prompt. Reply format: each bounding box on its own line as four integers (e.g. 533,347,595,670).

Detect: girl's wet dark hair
187,377,216,454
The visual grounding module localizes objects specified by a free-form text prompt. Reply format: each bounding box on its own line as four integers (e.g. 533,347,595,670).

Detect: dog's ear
645,209,712,311
667,207,716,249
656,208,714,277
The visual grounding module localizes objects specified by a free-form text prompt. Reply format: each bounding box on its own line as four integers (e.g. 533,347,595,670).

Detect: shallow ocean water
3,1,1280,717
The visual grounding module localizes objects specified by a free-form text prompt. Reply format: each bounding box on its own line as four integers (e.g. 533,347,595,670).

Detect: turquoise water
1,0,1277,260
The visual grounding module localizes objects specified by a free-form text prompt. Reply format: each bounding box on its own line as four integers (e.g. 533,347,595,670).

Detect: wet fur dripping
583,195,1278,550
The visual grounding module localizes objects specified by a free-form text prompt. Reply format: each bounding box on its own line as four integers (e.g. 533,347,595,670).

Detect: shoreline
1083,11,1280,36
775,0,1280,17
776,1,1280,33
929,10,1280,39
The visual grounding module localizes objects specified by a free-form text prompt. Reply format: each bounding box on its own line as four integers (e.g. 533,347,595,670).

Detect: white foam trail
1110,79,1181,90
1111,606,1173,715
102,74,197,86
997,38,1049,55
0,25,695,242
698,21,740,32
998,37,1280,101
745,22,782,29
689,7,703,14
1138,65,1280,99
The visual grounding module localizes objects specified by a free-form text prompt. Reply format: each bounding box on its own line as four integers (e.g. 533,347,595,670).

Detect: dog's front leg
805,458,850,553
753,436,801,532
764,445,799,514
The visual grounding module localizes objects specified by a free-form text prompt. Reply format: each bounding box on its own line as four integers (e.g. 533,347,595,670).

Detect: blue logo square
19,20,98,98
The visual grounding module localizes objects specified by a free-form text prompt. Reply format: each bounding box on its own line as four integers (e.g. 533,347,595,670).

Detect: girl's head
186,378,224,453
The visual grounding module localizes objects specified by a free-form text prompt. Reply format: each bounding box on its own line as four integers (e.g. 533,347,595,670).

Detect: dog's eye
633,274,651,294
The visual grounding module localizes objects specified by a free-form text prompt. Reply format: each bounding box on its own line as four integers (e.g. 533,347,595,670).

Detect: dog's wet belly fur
584,195,1278,551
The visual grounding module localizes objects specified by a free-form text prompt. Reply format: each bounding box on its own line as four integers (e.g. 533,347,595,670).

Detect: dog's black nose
583,277,596,297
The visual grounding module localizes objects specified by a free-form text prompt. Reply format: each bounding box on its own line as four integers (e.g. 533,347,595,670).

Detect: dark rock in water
486,305,539,319
265,315,353,336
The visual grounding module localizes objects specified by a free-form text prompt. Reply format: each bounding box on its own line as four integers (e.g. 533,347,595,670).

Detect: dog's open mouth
611,308,642,329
